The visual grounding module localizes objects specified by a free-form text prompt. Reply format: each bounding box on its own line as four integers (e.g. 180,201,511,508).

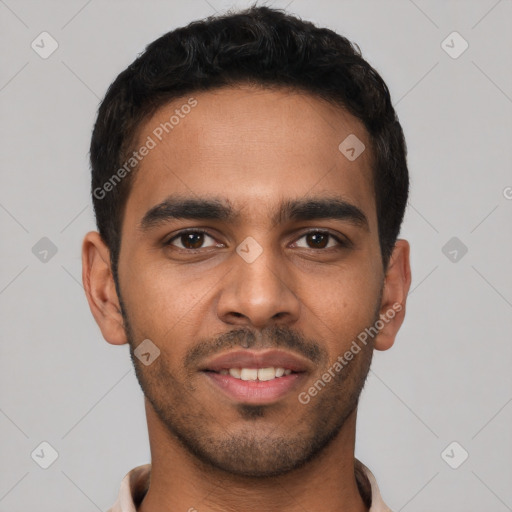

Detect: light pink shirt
108,459,392,511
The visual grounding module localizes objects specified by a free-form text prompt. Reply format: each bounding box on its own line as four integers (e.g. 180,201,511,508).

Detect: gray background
1,0,511,510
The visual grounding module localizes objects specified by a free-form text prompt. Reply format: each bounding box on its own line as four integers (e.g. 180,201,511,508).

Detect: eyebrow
138,195,369,232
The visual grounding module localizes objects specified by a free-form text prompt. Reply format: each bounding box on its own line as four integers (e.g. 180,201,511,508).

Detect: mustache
184,325,324,369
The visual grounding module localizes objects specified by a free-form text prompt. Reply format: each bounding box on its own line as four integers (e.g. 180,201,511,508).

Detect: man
82,5,411,511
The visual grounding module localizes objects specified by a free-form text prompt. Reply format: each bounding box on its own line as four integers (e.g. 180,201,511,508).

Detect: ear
81,231,128,345
374,239,411,351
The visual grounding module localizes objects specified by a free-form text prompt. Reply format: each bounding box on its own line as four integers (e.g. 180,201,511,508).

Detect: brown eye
306,232,329,248
166,230,218,250
294,231,344,250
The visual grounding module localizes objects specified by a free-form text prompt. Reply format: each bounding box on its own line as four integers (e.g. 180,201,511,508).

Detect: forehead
124,85,376,229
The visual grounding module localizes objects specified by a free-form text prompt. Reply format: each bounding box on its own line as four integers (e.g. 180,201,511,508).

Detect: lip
203,371,307,404
200,349,313,405
200,349,313,373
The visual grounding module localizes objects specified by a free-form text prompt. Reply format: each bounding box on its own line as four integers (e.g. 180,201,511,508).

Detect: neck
139,399,369,512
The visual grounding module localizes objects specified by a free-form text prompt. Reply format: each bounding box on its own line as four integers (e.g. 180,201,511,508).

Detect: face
86,85,409,477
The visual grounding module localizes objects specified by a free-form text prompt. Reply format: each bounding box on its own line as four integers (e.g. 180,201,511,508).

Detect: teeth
222,367,292,381
240,368,258,381
258,367,276,381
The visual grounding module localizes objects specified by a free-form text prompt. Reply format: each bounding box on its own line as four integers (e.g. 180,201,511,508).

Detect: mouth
200,350,311,404
204,366,295,381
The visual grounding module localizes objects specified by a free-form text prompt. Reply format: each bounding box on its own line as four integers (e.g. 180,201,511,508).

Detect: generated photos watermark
298,302,402,404
93,97,198,200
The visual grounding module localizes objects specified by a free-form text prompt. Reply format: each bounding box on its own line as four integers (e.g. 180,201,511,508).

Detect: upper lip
200,349,313,373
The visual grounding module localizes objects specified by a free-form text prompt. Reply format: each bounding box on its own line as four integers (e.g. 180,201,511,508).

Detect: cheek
298,261,381,346
121,256,215,340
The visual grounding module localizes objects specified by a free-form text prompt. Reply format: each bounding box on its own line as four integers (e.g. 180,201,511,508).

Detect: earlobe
81,231,128,345
374,239,412,351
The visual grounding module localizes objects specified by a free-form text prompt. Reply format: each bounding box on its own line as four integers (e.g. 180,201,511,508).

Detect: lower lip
203,371,306,404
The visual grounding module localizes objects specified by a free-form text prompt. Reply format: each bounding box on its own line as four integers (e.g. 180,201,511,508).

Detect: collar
108,459,392,512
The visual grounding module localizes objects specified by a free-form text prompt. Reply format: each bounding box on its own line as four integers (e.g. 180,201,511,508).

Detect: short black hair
90,4,409,283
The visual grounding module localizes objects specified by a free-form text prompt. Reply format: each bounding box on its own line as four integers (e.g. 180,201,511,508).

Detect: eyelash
164,228,350,251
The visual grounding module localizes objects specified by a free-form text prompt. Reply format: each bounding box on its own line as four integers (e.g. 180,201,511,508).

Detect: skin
82,85,411,512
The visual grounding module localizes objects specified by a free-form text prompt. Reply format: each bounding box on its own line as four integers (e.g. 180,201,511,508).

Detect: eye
164,229,349,252
293,230,347,250
165,229,221,250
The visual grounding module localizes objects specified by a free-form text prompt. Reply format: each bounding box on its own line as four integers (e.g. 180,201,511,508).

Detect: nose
216,244,301,329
